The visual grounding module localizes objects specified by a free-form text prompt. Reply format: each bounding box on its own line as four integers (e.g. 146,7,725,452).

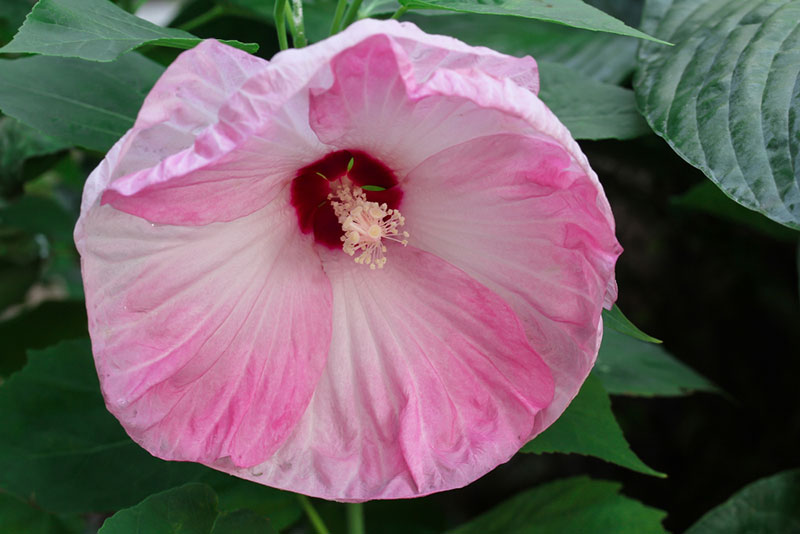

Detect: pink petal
77,40,267,222
78,194,332,467
401,132,622,435
212,246,554,501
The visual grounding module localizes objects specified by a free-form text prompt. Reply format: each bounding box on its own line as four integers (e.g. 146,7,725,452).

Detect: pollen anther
329,183,409,269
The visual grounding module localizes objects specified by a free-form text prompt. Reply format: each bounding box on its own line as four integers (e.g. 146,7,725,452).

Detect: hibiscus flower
74,19,622,501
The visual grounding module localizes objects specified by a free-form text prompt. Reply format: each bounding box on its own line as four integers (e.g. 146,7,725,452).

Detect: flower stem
329,0,349,35
178,5,225,32
274,0,289,50
341,0,364,30
347,502,365,534
390,6,408,19
298,495,331,534
288,0,308,47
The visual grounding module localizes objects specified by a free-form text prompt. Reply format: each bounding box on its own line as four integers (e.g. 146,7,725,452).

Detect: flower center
290,150,407,268
330,182,408,269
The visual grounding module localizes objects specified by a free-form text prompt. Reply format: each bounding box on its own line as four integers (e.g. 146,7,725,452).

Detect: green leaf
594,328,718,397
212,479,302,532
98,483,279,534
0,226,42,312
399,0,666,43
0,0,257,61
98,483,219,534
634,0,800,230
0,339,218,513
0,1,35,45
685,469,800,534
0,117,68,197
0,492,75,534
0,52,164,151
360,0,401,17
538,61,651,140
211,509,278,534
602,304,661,343
521,374,664,477
673,180,799,242
445,476,668,534
407,12,639,84
0,299,87,378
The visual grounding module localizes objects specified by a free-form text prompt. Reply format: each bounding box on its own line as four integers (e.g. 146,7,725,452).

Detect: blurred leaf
445,476,668,534
0,227,41,312
0,52,163,152
0,492,75,534
635,0,800,230
0,193,82,299
0,300,87,378
521,374,664,477
98,484,277,534
685,469,800,534
408,13,638,84
211,509,278,534
0,0,258,61
538,61,650,140
594,329,718,397
0,117,69,198
602,304,661,343
399,0,666,43
212,479,301,532
360,0,401,17
673,180,799,242
0,340,219,514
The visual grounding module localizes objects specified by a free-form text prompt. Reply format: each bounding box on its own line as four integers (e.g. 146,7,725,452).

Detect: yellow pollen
328,183,409,269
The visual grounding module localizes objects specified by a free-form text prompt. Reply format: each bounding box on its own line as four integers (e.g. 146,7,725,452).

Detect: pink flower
74,19,621,501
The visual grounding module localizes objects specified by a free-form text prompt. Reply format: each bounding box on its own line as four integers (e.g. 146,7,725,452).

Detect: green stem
329,0,349,35
177,5,225,32
274,0,289,50
298,496,331,534
341,0,364,30
390,5,409,19
289,0,308,47
131,0,149,12
347,502,365,534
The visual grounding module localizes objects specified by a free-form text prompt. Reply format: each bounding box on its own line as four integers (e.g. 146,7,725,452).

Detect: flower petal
214,246,554,501
78,194,332,468
401,132,622,435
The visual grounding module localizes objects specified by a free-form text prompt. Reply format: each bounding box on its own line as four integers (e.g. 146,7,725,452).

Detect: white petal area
78,192,332,468
216,246,554,501
402,133,622,436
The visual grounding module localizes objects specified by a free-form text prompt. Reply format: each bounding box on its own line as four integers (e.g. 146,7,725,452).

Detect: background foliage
0,0,798,532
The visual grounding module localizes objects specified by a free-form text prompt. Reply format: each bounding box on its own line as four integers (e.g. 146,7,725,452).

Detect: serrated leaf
399,0,666,43
634,0,800,230
0,52,163,152
0,0,257,61
602,304,661,343
445,476,668,534
685,469,800,534
0,492,75,534
538,61,651,140
521,374,664,477
594,328,718,397
0,339,219,513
